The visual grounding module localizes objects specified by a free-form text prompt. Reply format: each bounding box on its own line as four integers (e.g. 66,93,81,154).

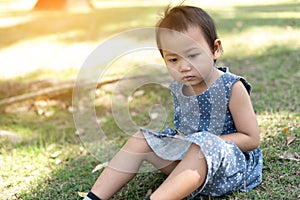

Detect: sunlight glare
0,33,94,79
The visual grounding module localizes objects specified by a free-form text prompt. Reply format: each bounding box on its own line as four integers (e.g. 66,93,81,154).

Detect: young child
84,5,263,200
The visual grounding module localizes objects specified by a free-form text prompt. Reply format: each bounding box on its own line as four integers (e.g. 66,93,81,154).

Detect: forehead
158,26,210,55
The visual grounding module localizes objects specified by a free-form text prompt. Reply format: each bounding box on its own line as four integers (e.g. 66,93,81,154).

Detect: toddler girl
84,4,263,200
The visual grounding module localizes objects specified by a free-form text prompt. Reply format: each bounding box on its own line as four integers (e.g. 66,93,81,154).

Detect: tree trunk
34,0,93,11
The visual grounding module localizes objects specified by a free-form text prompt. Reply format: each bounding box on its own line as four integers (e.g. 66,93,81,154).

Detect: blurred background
0,0,299,199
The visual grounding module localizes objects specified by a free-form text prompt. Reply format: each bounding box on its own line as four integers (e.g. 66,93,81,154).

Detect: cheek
167,67,181,80
192,55,214,72
199,53,214,64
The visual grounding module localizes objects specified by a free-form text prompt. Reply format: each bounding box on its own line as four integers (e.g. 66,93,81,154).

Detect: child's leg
150,143,207,200
90,131,176,200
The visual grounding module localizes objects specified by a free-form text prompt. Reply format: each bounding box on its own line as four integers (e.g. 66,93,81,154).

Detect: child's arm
219,80,260,152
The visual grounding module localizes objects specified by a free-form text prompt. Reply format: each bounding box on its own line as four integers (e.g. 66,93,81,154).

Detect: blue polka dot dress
141,67,263,198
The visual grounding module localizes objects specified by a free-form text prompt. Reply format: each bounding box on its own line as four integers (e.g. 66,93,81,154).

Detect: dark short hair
156,5,220,58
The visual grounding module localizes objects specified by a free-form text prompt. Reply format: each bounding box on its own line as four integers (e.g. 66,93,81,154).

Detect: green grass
0,0,299,199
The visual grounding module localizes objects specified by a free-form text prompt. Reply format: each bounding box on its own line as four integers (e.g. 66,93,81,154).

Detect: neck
192,67,218,94
205,67,218,87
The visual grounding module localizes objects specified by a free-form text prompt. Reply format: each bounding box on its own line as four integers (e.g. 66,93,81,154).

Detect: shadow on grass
0,77,74,100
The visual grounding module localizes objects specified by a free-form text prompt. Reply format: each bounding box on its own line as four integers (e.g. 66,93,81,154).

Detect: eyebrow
163,47,199,57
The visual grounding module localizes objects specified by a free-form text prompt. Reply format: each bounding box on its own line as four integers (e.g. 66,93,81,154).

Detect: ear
213,39,222,59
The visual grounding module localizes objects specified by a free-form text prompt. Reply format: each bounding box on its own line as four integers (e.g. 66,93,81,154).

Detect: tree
34,0,93,11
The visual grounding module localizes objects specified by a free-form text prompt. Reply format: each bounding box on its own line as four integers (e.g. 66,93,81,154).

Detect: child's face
159,26,221,91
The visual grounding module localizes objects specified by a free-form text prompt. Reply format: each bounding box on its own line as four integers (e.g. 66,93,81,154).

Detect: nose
179,58,192,72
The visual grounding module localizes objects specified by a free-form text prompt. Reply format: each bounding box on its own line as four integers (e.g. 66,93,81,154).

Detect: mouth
182,75,195,81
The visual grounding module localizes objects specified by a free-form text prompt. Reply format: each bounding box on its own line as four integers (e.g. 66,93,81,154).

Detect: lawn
0,0,299,199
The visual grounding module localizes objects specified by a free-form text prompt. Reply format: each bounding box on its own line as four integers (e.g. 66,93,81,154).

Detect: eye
169,58,177,63
188,54,199,59
167,58,178,63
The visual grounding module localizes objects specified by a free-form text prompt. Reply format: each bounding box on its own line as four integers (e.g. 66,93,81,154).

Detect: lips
182,75,195,81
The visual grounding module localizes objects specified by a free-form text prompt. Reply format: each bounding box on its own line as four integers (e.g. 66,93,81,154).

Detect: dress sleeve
239,77,252,95
224,72,253,100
